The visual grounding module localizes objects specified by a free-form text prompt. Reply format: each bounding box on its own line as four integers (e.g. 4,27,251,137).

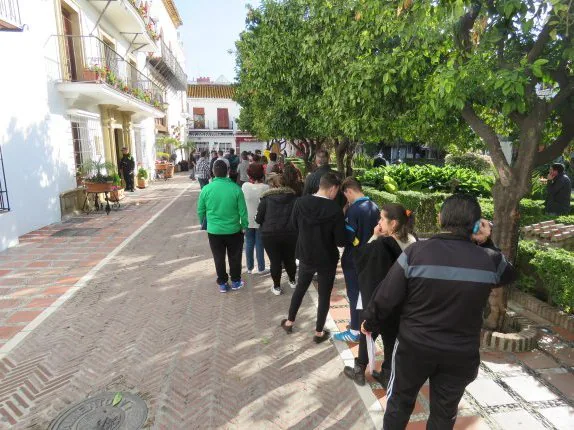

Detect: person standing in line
195,150,211,189
119,147,136,192
256,174,298,295
226,148,240,183
209,150,218,179
237,151,250,186
343,203,416,387
362,194,516,429
282,161,304,197
303,150,346,207
217,150,230,171
333,177,380,344
280,173,346,343
267,152,278,175
242,163,269,275
197,160,248,293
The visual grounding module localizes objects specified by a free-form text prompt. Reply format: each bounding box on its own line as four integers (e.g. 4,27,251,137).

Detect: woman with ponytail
343,203,417,387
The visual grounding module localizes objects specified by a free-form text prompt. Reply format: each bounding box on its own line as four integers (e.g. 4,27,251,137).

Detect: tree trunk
335,138,349,175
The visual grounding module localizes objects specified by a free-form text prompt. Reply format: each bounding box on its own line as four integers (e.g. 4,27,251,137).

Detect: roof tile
187,85,235,99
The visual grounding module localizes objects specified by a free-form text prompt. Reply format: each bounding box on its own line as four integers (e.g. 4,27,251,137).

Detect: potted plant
80,158,117,193
109,172,125,202
137,167,148,188
83,65,106,82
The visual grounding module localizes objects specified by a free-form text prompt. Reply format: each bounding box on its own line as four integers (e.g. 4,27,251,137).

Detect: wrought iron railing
0,144,10,212
54,35,164,109
0,0,21,31
187,119,234,131
147,39,187,90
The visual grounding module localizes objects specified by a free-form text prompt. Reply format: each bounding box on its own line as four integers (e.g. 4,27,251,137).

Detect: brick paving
0,175,572,429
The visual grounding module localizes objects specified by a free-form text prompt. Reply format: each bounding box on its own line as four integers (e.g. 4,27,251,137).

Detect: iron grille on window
0,0,22,31
0,144,10,212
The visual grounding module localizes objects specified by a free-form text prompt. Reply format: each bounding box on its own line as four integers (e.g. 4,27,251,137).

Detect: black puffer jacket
255,187,298,237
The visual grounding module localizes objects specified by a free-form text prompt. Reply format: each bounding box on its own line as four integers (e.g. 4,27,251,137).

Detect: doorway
61,5,80,81
114,128,124,167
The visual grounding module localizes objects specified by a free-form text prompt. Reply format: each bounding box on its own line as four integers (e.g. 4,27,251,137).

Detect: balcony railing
147,39,187,91
0,144,10,212
54,35,164,109
0,0,22,31
187,119,234,131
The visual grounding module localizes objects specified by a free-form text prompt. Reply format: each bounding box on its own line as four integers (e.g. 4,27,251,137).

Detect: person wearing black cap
362,193,516,429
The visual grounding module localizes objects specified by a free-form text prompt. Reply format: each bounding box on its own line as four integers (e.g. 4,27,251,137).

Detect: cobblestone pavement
0,175,372,429
0,174,572,429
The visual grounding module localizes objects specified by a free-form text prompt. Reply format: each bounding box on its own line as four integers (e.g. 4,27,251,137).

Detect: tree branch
462,104,512,185
548,80,574,113
535,111,574,166
527,22,551,63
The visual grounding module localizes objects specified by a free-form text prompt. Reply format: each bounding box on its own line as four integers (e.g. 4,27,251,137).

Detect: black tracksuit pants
207,232,244,284
262,235,297,287
384,337,479,430
358,311,399,373
288,262,337,333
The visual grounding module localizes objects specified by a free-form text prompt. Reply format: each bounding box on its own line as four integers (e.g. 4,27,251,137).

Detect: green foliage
516,241,574,313
80,158,117,183
363,186,397,207
156,151,170,160
137,168,148,180
396,191,449,235
556,215,574,225
353,153,374,169
359,165,493,197
444,153,493,174
479,198,549,226
111,173,121,187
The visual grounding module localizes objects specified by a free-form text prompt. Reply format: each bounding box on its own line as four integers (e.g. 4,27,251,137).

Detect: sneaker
288,279,297,289
313,329,331,344
231,280,244,290
333,330,360,343
218,283,229,293
246,269,253,274
257,269,270,275
271,285,282,295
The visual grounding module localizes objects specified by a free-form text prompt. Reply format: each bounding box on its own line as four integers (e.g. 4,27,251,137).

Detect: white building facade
0,0,186,252
187,81,265,155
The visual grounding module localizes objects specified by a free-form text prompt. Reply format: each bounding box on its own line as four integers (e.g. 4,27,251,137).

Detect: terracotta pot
137,178,147,188
84,181,114,193
109,188,125,202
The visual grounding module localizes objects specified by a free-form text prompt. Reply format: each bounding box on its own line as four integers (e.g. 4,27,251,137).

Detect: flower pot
137,177,147,189
84,181,114,193
109,188,125,202
83,69,104,82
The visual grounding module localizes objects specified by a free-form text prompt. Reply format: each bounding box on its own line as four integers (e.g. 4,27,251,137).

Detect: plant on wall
80,158,117,183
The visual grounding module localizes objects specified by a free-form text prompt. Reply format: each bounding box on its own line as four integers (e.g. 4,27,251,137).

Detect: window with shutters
217,108,229,129
193,107,205,129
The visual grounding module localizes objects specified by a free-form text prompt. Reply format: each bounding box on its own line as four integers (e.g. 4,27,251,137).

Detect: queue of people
196,148,517,429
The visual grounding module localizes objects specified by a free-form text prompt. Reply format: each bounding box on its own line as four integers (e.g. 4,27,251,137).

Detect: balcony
147,39,187,91
0,0,22,31
87,0,158,53
187,119,234,131
52,35,165,118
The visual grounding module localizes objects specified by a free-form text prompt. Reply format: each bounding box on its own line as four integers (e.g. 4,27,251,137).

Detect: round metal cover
48,392,148,430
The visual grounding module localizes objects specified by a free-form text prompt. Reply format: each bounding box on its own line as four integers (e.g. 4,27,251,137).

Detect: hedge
396,191,449,235
364,186,397,206
478,198,549,226
517,241,574,314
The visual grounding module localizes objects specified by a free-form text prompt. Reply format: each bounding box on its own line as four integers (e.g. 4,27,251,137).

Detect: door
114,128,123,167
217,108,229,129
62,8,78,81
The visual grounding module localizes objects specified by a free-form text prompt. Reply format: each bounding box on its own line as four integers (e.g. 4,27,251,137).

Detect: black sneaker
313,329,330,344
271,285,282,295
343,362,366,386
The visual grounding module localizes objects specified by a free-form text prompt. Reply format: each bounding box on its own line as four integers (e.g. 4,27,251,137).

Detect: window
193,107,205,129
0,0,23,31
217,108,229,129
70,116,102,174
0,144,10,212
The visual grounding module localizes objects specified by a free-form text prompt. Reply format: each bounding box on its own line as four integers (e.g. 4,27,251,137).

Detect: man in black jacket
119,147,135,192
281,173,346,343
363,194,516,430
545,163,571,215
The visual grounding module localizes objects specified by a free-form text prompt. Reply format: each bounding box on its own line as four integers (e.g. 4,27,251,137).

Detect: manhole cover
48,392,147,430
52,228,102,237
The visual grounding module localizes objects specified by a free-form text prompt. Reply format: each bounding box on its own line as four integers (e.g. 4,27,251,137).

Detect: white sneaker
289,280,297,289
246,269,253,274
271,285,282,295
257,269,270,275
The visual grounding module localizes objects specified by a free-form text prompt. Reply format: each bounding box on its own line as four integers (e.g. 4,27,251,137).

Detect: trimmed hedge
364,186,397,206
444,152,493,173
396,191,448,235
517,241,574,314
478,198,549,226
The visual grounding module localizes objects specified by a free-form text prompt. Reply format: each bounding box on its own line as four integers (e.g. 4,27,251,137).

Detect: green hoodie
197,177,249,234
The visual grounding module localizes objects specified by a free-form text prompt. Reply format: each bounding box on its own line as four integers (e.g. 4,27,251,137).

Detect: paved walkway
0,174,572,429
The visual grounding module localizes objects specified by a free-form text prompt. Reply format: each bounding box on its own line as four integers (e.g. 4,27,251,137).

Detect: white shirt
242,182,270,229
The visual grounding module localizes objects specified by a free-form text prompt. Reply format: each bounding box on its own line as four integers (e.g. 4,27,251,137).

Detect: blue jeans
342,252,360,331
245,228,265,271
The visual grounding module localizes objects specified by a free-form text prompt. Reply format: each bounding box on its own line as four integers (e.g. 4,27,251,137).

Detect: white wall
187,98,241,130
0,1,76,252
